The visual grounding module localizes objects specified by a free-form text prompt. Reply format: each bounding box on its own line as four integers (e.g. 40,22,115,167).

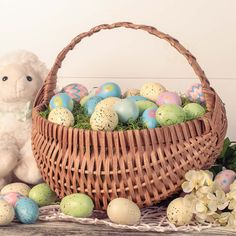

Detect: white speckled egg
48,107,74,127
1,183,31,197
0,199,15,225
140,82,166,102
90,108,118,131
215,170,236,193
95,97,120,111
107,198,141,225
123,89,140,97
167,197,193,226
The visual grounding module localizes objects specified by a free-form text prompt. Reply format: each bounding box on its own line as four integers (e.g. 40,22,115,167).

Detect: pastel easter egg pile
43,81,207,131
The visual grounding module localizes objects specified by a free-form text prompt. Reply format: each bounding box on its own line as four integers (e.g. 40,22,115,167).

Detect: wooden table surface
1,221,236,236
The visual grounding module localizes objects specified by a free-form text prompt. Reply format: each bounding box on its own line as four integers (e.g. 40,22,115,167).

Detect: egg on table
29,183,57,207
140,82,166,102
49,93,74,111
60,193,94,218
0,192,24,206
95,97,120,111
84,96,103,116
156,104,186,126
48,107,74,127
142,107,159,129
136,100,157,115
90,108,118,131
156,91,182,106
186,83,205,104
167,197,193,226
113,99,139,123
183,103,206,120
215,169,236,193
107,198,141,225
61,83,88,102
1,183,31,197
123,89,140,97
0,199,15,226
96,82,121,99
15,198,39,224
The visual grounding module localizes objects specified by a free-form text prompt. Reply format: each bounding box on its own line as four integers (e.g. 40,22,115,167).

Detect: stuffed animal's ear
0,50,49,81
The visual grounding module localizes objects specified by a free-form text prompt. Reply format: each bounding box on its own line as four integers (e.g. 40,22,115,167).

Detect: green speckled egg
183,103,206,120
136,100,157,115
60,193,94,218
0,199,15,225
140,82,166,101
1,183,31,197
29,183,57,207
156,104,186,126
48,107,74,127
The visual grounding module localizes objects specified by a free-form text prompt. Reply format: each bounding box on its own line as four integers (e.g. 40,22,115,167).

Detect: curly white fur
0,50,48,188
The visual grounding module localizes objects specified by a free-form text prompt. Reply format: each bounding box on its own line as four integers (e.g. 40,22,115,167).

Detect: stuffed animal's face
0,63,43,102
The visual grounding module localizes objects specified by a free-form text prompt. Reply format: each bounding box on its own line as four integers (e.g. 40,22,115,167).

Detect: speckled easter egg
95,97,120,111
15,198,39,224
61,83,88,102
0,192,24,206
90,108,118,131
187,83,205,104
183,103,206,120
60,193,94,218
123,89,140,97
113,99,139,123
96,82,121,99
156,91,182,106
0,199,15,225
142,107,159,129
1,183,31,197
49,93,74,111
84,96,103,116
107,198,141,225
48,107,74,127
140,82,166,102
136,100,157,115
215,170,236,193
156,104,186,126
167,197,193,226
127,95,148,102
29,183,57,207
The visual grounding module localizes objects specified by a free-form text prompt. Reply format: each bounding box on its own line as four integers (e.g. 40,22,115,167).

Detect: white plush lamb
0,51,48,189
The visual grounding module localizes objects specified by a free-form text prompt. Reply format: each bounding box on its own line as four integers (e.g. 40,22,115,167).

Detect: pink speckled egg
156,91,182,106
0,192,24,207
186,83,205,104
62,83,88,102
215,170,236,193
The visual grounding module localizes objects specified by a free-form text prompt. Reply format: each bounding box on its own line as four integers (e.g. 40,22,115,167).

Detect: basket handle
38,22,215,111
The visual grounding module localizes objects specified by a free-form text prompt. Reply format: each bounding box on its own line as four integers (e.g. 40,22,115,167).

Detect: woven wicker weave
32,22,227,210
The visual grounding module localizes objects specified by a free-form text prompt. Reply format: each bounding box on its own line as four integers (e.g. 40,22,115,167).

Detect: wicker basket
32,22,227,210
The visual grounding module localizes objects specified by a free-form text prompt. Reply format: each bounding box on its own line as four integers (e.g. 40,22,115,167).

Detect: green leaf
220,137,231,159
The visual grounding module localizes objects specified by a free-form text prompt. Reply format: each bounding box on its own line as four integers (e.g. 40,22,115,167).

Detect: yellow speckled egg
140,82,166,102
95,97,120,111
48,107,74,127
0,199,15,225
1,183,31,197
107,198,141,225
90,108,118,131
167,197,193,226
123,89,140,97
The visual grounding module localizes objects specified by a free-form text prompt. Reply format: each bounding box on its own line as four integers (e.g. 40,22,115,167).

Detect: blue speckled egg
84,96,103,117
142,107,159,129
15,198,39,224
127,96,149,102
49,93,74,111
96,82,121,99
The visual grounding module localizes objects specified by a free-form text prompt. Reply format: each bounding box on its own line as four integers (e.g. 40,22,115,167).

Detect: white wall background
0,0,235,139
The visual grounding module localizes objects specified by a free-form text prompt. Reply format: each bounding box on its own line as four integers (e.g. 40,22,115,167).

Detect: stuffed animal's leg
0,135,19,179
14,139,42,184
